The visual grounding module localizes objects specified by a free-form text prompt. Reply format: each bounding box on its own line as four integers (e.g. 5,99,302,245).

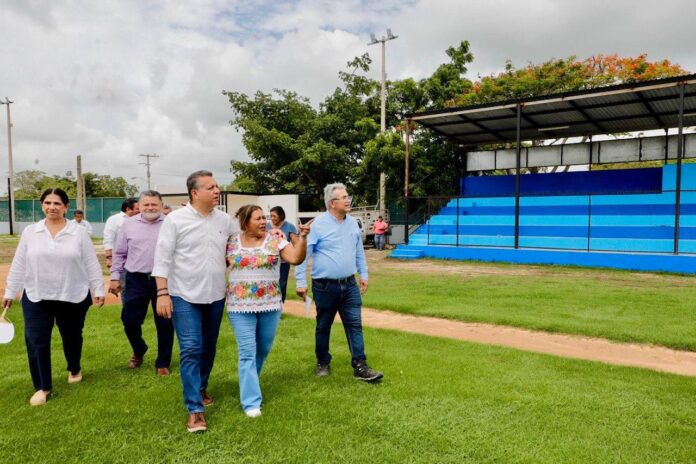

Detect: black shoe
315,363,331,377
353,361,383,383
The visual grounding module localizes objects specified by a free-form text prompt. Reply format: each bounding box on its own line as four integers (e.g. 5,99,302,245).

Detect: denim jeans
311,276,366,367
374,234,385,250
171,296,224,413
122,272,174,368
22,291,91,391
227,310,282,412
278,262,290,303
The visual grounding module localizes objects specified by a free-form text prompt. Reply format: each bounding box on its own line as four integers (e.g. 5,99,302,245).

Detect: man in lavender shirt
109,190,174,376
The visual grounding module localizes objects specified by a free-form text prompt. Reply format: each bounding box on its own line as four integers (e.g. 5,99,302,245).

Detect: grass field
0,306,695,463
288,256,696,351
2,234,695,350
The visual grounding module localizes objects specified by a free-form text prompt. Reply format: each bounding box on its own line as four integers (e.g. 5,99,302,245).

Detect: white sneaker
68,371,82,384
245,407,262,418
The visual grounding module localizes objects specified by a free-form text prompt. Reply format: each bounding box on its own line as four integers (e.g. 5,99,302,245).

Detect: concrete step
389,248,425,259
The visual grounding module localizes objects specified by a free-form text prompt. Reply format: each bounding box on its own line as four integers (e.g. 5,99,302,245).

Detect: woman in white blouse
2,188,105,406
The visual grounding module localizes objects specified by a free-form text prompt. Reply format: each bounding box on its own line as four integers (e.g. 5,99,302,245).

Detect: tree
457,54,687,106
14,170,48,199
224,47,689,209
83,173,138,197
13,170,137,199
224,43,472,208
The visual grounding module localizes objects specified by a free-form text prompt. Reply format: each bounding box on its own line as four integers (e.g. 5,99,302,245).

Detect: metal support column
514,104,522,249
674,82,685,254
404,119,411,245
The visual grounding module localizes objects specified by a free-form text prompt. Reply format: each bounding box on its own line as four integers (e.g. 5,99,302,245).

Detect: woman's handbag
0,307,15,344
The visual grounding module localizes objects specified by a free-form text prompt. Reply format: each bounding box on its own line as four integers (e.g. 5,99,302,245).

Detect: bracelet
157,293,169,298
156,288,168,294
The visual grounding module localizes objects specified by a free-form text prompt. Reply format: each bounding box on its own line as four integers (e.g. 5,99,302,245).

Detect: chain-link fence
0,198,126,222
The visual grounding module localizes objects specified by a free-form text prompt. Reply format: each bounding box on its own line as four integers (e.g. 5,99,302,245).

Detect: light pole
1,97,15,234
369,29,398,216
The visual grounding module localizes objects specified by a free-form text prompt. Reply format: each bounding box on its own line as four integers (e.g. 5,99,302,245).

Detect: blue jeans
311,276,366,367
374,234,385,250
171,296,225,413
227,310,282,412
279,262,290,303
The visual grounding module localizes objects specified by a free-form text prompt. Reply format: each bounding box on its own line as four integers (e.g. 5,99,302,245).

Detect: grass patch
1,304,694,463
288,261,696,351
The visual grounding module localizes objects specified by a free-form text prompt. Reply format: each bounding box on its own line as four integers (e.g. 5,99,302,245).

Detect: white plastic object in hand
304,296,312,316
0,308,14,344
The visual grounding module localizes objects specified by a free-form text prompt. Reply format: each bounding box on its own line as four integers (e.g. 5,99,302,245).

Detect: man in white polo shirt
152,170,238,433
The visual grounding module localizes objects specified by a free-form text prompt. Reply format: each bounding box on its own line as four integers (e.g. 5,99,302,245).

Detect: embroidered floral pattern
225,233,288,313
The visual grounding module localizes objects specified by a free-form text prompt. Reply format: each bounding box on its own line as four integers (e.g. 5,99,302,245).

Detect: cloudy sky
1,0,695,192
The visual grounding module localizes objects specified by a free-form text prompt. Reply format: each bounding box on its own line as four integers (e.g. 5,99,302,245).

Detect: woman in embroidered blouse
226,204,309,417
3,188,105,406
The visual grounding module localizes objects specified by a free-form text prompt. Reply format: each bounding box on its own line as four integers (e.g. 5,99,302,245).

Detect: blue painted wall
460,167,663,197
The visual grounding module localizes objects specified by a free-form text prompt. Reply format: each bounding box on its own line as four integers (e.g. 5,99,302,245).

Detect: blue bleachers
408,165,696,255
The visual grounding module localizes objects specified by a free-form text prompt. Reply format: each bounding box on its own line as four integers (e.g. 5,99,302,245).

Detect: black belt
127,271,154,279
314,275,355,284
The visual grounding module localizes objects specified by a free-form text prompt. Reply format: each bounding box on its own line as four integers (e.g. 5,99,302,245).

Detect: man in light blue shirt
296,183,383,382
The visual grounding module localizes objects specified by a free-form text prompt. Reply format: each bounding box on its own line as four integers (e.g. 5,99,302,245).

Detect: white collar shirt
4,219,105,303
103,211,127,251
152,203,239,304
71,218,93,236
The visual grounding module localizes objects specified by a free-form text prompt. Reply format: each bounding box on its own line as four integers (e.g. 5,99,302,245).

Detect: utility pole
76,155,85,214
1,97,15,234
139,153,159,190
368,29,398,217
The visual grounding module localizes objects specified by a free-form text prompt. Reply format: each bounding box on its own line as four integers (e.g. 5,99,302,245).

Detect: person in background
226,205,309,417
104,198,140,305
268,206,298,302
153,170,238,433
103,198,140,271
71,209,93,236
295,183,383,383
110,190,174,376
3,188,105,406
162,204,173,215
372,216,389,251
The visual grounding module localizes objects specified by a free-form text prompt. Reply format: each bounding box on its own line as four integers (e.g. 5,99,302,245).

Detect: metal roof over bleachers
407,74,696,146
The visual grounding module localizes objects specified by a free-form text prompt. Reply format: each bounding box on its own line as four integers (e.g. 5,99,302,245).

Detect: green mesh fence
0,198,125,222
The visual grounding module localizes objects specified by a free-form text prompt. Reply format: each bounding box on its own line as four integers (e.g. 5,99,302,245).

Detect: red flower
239,257,249,267
256,287,265,297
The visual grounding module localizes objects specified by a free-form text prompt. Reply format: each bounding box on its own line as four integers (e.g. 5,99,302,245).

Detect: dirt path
282,300,696,377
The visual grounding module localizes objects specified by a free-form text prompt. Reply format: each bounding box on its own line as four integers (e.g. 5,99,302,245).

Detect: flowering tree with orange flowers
457,54,688,106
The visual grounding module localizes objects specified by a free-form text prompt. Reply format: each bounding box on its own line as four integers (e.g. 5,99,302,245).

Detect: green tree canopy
224,46,688,209
13,170,137,199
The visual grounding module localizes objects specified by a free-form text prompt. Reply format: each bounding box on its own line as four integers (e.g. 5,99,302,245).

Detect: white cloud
1,0,694,194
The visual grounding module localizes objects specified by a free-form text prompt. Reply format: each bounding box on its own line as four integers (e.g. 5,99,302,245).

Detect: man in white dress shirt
152,170,238,433
70,210,93,236
103,198,140,270
104,198,139,304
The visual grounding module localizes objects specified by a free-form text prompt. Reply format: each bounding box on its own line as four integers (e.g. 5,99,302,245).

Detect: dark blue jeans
279,262,290,303
311,276,366,367
22,292,91,391
122,272,174,368
171,296,225,413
